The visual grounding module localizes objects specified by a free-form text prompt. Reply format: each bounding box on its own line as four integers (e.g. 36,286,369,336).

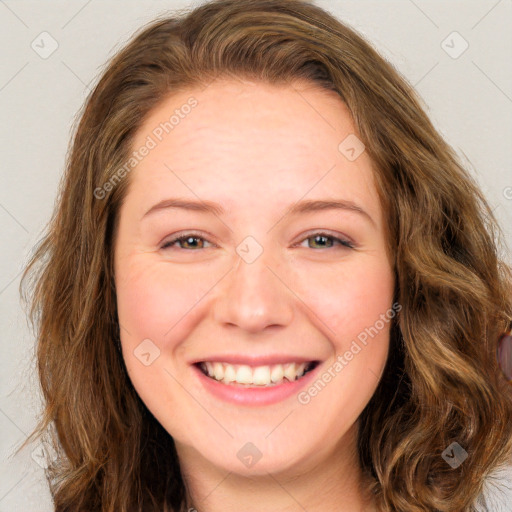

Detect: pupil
313,235,330,248
185,237,199,248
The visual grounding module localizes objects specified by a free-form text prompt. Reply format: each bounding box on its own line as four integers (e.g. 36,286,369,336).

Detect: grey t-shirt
472,463,512,511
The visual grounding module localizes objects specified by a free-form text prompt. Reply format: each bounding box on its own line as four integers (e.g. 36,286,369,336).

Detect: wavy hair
18,0,512,510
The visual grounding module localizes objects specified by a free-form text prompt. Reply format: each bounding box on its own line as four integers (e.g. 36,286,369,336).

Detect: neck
177,424,378,512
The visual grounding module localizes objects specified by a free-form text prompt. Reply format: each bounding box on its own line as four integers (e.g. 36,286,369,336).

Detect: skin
114,77,394,512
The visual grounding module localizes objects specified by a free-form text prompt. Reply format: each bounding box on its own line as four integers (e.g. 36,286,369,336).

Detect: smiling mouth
196,361,320,387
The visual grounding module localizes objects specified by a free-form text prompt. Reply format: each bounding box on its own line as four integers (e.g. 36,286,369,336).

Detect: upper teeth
200,362,311,386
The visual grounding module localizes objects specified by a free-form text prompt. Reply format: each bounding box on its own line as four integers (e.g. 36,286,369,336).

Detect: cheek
293,261,394,420
291,257,395,345
116,259,205,345
115,260,206,411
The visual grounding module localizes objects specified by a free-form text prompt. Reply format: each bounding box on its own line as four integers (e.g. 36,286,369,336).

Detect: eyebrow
141,198,375,226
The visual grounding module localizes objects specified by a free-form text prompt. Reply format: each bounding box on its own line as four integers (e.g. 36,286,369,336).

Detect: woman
18,0,512,510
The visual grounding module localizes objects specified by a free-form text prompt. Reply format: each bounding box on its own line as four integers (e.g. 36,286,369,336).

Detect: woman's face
114,78,395,477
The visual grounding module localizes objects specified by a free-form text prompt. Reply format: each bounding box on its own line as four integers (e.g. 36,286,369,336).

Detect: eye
160,231,355,251
160,232,214,250
295,231,355,250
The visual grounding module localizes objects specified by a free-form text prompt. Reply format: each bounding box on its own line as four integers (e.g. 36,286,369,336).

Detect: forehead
127,79,381,224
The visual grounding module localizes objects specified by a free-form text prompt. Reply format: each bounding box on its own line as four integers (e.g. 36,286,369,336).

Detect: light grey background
1,1,511,510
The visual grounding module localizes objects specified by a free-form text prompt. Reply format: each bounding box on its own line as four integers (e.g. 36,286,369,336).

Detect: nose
212,250,294,334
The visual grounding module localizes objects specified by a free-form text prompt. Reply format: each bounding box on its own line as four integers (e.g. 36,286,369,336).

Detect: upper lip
191,354,319,366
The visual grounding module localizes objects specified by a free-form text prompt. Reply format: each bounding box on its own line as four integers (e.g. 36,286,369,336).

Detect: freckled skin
114,78,392,511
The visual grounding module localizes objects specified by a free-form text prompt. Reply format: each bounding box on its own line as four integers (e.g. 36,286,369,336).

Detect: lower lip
192,363,321,406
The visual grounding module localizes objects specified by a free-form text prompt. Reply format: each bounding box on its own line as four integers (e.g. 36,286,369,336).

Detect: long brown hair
18,0,512,510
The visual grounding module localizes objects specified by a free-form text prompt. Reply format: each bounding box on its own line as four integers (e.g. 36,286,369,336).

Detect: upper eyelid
294,229,354,244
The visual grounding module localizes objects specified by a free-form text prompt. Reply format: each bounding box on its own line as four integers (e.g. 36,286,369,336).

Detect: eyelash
160,231,355,251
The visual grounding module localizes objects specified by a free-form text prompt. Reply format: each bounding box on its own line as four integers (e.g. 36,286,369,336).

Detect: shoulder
472,463,512,512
